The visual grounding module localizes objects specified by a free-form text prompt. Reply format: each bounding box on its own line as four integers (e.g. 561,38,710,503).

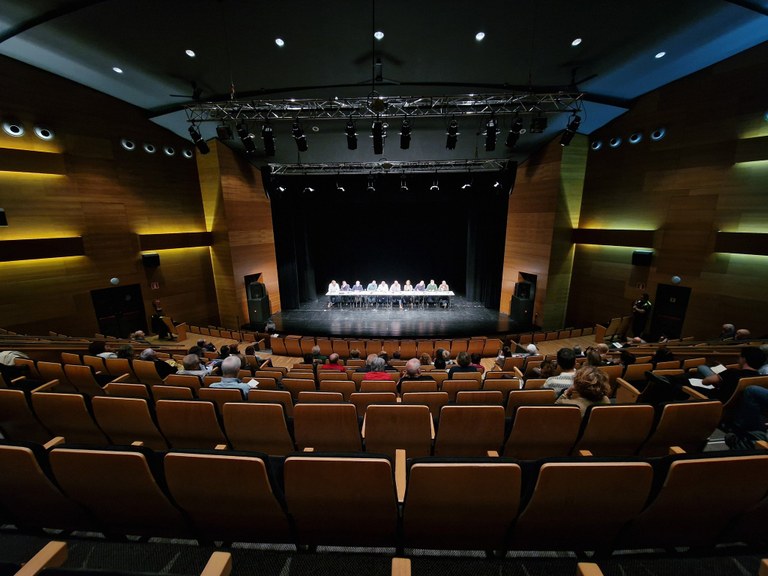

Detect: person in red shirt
320,353,346,372
364,357,391,380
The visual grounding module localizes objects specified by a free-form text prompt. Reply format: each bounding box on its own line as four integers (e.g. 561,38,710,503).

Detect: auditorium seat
429,371,449,388
499,356,525,372
319,379,358,400
248,376,277,390
223,403,295,455
103,381,150,399
13,358,43,382
91,396,168,450
163,449,293,544
522,378,546,390
638,400,722,456
0,389,52,443
360,380,398,394
48,445,194,539
441,379,481,402
571,404,655,456
362,404,433,458
402,456,522,550
597,365,623,391
317,371,348,382
151,385,195,401
449,339,468,358
282,378,317,400
60,352,82,365
82,355,106,374
297,391,344,403
31,391,110,445
155,400,228,450
399,340,417,358
401,392,449,422
655,360,681,370
417,341,435,358
399,380,438,394
505,389,557,416
682,357,707,371
36,362,77,394
467,337,486,357
482,338,503,357
616,452,768,550
293,403,362,452
332,339,350,357
455,390,504,405
254,370,284,383
433,405,504,457
507,460,654,552
482,376,520,403
247,389,294,418
284,454,399,546
523,361,543,379
104,358,136,381
0,441,97,532
132,359,165,386
503,405,582,459
63,364,106,397
198,387,245,412
621,363,653,385
163,373,202,394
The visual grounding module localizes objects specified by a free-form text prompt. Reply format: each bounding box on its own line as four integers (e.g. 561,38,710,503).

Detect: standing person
632,292,652,338
327,279,340,308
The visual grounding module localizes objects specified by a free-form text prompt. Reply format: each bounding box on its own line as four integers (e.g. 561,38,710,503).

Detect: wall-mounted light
345,119,358,150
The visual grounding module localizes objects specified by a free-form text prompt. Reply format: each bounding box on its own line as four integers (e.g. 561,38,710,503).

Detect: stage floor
271,296,519,338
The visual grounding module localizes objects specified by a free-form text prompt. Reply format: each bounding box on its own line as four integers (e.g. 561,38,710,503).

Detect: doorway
90,284,147,338
649,283,691,340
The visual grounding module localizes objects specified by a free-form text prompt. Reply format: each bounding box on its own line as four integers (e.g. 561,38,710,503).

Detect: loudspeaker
248,282,266,299
510,296,534,330
0,208,7,227
142,253,160,267
632,250,653,266
514,281,532,300
248,296,271,324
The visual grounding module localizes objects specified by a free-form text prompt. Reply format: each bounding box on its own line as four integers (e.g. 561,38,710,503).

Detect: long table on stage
326,290,455,308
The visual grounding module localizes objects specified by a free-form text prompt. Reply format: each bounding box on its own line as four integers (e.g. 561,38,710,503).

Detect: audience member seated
209,356,253,399
555,366,612,416
495,345,512,369
720,323,736,340
543,347,577,397
311,345,327,364
116,344,134,359
726,385,768,449
448,351,478,379
538,358,557,379
177,354,209,377
433,349,448,370
759,344,768,375
349,348,362,360
355,354,378,373
735,328,751,341
130,330,149,343
419,353,433,367
470,353,485,374
139,348,178,379
321,353,346,372
397,358,433,391
197,338,216,353
364,357,391,380
585,348,604,367
651,345,674,368
89,340,116,359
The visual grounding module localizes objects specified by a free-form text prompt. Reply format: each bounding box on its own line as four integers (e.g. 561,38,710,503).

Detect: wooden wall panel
567,41,768,338
0,55,218,336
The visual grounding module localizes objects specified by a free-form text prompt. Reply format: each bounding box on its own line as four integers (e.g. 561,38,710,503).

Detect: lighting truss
185,92,583,124
267,159,509,176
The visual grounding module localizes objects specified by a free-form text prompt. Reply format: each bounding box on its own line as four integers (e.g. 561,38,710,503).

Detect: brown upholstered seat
247,389,294,418
441,379,482,402
350,392,398,418
363,404,432,458
0,388,52,443
433,405,505,457
293,403,362,452
223,402,295,455
155,399,228,449
401,392,449,422
63,364,106,397
572,404,655,456
503,405,582,459
31,392,110,445
91,396,168,449
638,400,722,456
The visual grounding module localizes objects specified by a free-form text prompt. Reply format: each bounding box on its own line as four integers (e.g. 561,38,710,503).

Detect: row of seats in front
269,335,505,358
0,438,765,553
0,385,724,459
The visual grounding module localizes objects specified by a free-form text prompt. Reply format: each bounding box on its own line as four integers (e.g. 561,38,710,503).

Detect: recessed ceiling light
374,30,384,40
112,66,123,74
475,32,485,41
655,51,666,59
275,38,285,47
571,38,582,46
185,49,196,58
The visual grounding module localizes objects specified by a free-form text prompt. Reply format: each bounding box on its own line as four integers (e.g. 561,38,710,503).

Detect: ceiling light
236,121,256,155
188,124,210,154
371,119,385,154
374,31,384,40
609,137,622,148
591,140,603,151
163,146,175,156
33,126,54,140
446,119,459,150
530,115,548,133
345,120,358,150
651,127,666,141
505,116,525,148
629,132,643,144
475,32,485,41
2,121,24,137
400,174,408,192
277,185,286,193
185,49,196,58
367,175,376,193
120,138,135,151
261,124,276,156
655,51,666,59
112,66,123,74
485,116,499,151
143,143,156,154
559,114,581,147
182,149,193,159
399,118,411,149
292,120,308,152
275,38,285,47
303,186,315,194
461,177,472,190
430,177,440,192
336,181,345,192
571,38,582,46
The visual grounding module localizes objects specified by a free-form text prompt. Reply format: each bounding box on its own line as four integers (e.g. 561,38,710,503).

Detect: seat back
522,378,546,390
655,360,681,370
434,405,505,457
505,389,557,416
284,455,399,546
401,392,449,422
132,359,165,386
63,364,105,397
14,358,41,380
247,389,294,418
319,380,357,400
456,390,504,405
349,392,397,418
222,403,295,455
403,460,522,550
282,377,317,401
622,363,653,383
503,405,582,459
82,355,106,374
400,379,438,394
104,357,135,379
573,404,655,456
318,370,348,381
91,396,168,449
722,376,768,420
0,389,52,443
441,379,482,402
31,392,110,445
61,352,82,365
293,403,362,452
36,362,77,394
639,401,723,456
103,381,150,399
508,461,653,550
363,404,432,458
500,356,525,372
682,357,707,370
163,373,202,394
155,400,228,449
152,385,195,401
598,364,624,390
198,387,245,412
297,391,345,403
360,380,398,394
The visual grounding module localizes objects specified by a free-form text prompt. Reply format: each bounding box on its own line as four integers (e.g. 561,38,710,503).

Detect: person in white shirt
390,280,402,309
438,280,450,308
377,280,389,307
402,279,414,308
327,279,340,308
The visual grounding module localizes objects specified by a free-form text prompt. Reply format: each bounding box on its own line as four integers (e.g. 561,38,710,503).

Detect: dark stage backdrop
268,170,513,310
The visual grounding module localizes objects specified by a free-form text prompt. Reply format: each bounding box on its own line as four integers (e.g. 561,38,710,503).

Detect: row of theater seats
0,439,766,553
269,335,505,358
0,381,724,458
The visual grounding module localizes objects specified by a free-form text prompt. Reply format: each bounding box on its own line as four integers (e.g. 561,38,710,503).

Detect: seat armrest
200,551,232,576
32,379,61,393
615,378,639,403
395,449,406,504
15,541,68,576
681,385,707,400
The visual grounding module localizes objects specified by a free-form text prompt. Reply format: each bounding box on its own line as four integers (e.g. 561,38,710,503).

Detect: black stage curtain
268,171,511,310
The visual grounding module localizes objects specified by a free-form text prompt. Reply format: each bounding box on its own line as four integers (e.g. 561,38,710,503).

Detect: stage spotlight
367,174,376,193
261,123,276,156
399,118,411,149
236,121,257,154
303,186,315,194
292,120,308,151
445,119,458,149
430,178,440,192
277,185,286,193
371,119,385,154
530,114,548,133
505,116,525,148
560,114,581,147
345,119,358,150
336,181,345,193
188,123,210,154
216,124,233,140
484,117,499,151
399,174,408,192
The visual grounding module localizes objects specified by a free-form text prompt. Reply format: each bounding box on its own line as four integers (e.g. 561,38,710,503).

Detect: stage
270,296,520,338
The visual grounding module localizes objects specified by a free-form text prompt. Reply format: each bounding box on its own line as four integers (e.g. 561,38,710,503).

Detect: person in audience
311,345,327,364
327,279,340,308
538,358,557,379
720,323,736,340
543,347,577,397
555,366,612,416
735,328,751,341
448,351,478,378
116,344,134,359
585,348,603,367
596,343,612,363
364,357,391,380
139,348,177,379
177,354,209,377
349,348,361,360
525,343,540,356
397,358,434,392
651,345,675,368
209,355,253,399
390,280,402,309
759,344,768,375
130,330,149,343
438,280,450,308
197,338,216,353
320,353,346,372
433,348,449,369
89,340,116,359
495,345,512,369
470,353,485,374
218,345,231,360
419,352,433,367
378,351,394,369
356,353,378,372
573,345,584,357
726,385,768,448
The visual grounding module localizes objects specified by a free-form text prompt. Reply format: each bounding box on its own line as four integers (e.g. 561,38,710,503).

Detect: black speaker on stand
247,282,271,324
510,296,534,331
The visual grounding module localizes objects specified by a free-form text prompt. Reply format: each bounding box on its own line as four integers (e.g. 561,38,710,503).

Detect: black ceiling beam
0,0,113,44
722,0,768,17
